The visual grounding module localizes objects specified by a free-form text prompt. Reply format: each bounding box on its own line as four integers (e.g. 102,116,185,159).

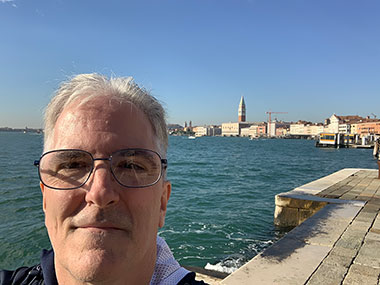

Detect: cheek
123,190,161,225
44,190,84,231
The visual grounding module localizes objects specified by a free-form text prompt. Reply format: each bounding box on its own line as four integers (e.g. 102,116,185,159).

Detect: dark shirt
0,249,207,285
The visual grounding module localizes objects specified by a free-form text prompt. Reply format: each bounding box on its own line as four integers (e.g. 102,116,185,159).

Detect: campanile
238,96,246,122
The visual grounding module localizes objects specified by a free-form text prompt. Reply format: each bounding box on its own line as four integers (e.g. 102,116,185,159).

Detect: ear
158,180,171,228
40,182,47,213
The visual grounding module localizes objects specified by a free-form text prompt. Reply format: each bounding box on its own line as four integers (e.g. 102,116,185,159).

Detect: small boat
188,136,196,139
316,133,365,148
316,133,338,148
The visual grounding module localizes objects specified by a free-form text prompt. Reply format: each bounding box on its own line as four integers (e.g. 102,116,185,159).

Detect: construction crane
266,111,288,136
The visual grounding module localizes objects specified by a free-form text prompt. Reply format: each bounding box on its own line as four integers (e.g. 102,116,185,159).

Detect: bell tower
238,96,246,122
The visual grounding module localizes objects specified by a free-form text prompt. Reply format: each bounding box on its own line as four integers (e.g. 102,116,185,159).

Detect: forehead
51,96,156,152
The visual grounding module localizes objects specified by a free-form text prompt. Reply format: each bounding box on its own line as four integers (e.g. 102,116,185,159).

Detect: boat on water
316,133,374,148
316,133,340,148
188,136,196,139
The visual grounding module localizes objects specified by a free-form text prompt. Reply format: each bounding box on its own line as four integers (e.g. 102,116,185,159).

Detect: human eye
57,160,88,170
51,151,91,173
117,160,146,171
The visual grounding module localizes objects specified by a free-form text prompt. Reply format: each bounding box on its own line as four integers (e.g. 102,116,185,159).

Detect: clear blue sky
0,0,379,128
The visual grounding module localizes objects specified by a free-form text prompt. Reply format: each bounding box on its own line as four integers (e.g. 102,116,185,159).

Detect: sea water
0,132,377,272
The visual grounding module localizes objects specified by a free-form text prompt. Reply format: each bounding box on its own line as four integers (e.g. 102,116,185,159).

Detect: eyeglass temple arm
161,159,168,169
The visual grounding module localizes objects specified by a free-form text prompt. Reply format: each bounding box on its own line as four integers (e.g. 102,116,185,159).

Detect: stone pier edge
274,168,368,227
219,168,378,285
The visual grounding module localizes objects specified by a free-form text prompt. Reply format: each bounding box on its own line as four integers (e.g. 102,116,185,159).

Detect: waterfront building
240,127,250,137
330,115,380,136
193,125,222,137
327,114,365,134
240,122,267,137
309,123,325,136
222,122,239,136
238,96,246,122
269,120,291,137
338,123,351,134
351,123,359,135
357,120,380,135
257,123,267,136
222,122,251,136
288,114,380,138
245,124,259,137
269,121,276,137
289,121,325,137
209,125,222,136
289,121,311,135
248,124,260,137
327,115,340,133
276,126,288,137
193,126,207,137
242,123,267,137
183,120,193,132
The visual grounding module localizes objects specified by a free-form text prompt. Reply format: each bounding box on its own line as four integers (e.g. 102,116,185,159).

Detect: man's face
40,97,171,284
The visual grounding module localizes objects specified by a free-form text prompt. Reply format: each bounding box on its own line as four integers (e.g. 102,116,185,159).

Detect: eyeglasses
34,149,168,190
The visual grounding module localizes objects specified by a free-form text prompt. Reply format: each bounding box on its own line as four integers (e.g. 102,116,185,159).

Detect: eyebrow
54,151,89,160
116,150,156,162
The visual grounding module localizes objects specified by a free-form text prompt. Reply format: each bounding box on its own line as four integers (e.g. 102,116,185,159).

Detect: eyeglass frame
34,148,168,190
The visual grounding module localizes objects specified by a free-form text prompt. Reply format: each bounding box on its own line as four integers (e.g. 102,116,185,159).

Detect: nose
85,161,120,208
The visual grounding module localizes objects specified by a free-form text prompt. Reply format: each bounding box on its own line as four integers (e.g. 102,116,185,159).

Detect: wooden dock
198,168,380,284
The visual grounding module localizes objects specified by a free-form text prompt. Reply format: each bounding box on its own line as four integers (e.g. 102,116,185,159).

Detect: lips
77,223,125,232
70,208,132,234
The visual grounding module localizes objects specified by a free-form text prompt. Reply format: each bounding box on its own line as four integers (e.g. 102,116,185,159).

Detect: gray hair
44,73,168,156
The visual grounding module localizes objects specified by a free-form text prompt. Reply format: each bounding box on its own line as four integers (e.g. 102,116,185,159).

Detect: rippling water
0,132,377,271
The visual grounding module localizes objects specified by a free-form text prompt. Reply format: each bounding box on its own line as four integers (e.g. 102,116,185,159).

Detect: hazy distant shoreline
0,127,43,133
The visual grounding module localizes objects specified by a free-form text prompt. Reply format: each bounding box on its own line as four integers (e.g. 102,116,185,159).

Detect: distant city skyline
0,0,379,128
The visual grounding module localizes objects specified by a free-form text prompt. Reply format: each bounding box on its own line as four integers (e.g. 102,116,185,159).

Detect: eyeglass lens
39,149,162,189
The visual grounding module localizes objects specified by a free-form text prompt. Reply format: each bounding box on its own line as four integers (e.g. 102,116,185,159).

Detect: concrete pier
202,168,380,284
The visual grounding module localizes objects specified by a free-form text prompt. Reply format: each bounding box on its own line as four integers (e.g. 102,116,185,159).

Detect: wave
205,254,246,274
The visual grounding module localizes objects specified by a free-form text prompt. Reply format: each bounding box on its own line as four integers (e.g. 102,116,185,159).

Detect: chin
55,233,128,283
67,248,121,283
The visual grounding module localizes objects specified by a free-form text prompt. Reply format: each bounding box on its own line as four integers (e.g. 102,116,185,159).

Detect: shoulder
0,265,43,285
177,272,209,285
